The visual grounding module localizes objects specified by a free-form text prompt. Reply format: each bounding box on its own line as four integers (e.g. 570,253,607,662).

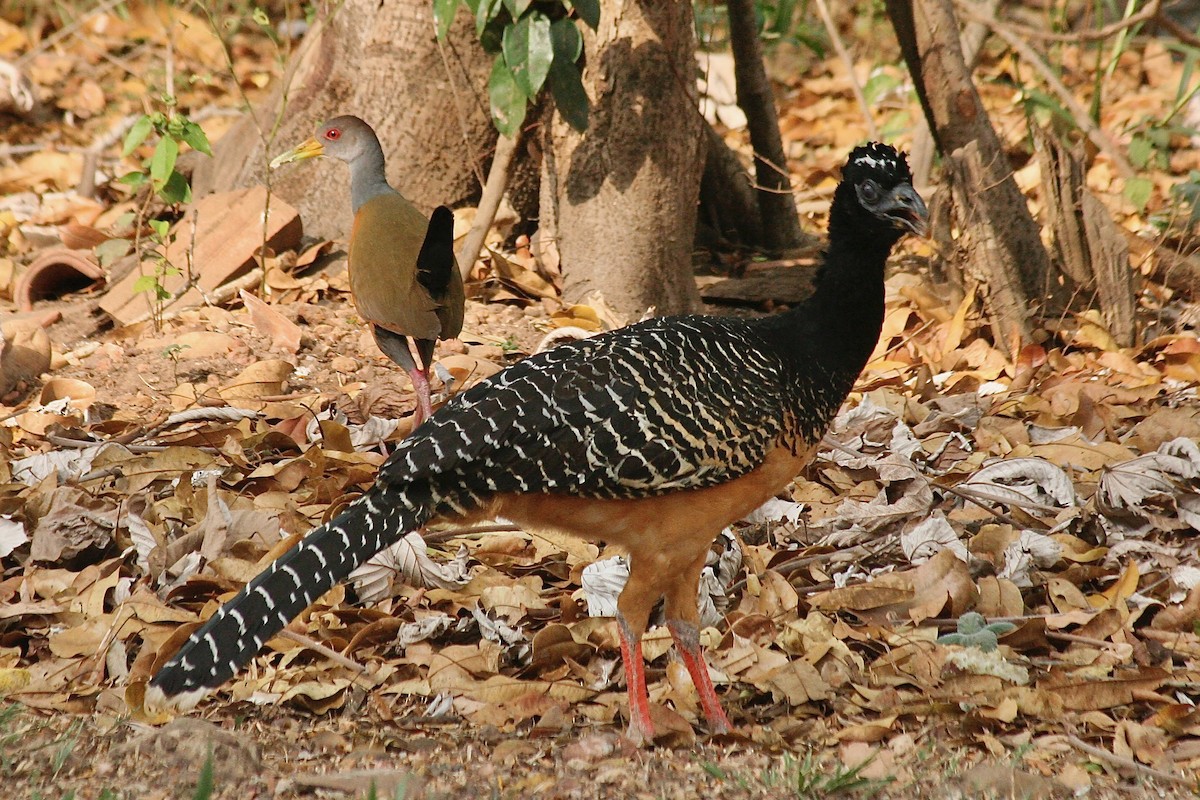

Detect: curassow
270,116,465,427
149,143,927,743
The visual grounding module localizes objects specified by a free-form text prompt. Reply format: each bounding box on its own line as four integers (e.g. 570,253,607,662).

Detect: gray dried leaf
350,531,472,603
998,530,1062,588
472,604,527,646
580,556,627,618
0,516,28,558
1097,437,1200,538
962,457,1076,509
901,513,968,564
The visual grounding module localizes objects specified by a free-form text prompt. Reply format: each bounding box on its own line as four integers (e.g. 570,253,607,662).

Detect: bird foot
623,720,654,748
668,619,734,735
408,367,434,428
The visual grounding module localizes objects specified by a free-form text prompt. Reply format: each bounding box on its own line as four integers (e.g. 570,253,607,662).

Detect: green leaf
503,11,553,99
502,0,532,18
565,0,599,30
863,71,900,106
94,238,132,267
159,170,192,204
550,17,582,63
116,171,147,187
148,219,170,238
1129,134,1153,170
433,0,460,41
548,61,588,132
1124,176,1152,212
123,115,154,156
132,274,161,296
488,55,526,137
474,0,502,37
179,121,212,156
149,136,179,188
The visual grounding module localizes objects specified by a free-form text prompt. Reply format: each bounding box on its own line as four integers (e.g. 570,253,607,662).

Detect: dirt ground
3,699,1194,800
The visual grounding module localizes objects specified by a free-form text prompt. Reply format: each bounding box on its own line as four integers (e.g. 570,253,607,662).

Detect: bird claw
623,721,654,748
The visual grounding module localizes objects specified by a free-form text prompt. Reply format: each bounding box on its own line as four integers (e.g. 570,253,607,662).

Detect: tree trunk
886,0,1056,353
192,0,495,242
540,0,705,318
726,0,807,254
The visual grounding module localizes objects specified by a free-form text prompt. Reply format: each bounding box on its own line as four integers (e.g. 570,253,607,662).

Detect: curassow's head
832,142,928,248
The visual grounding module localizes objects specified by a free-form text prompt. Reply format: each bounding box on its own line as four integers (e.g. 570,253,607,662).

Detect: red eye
326,128,341,140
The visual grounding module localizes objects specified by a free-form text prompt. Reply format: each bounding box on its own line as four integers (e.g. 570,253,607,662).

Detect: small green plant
131,218,182,328
937,612,1016,652
434,0,598,136
162,343,191,386
704,749,891,797
694,0,826,56
118,103,212,329
121,106,212,205
781,750,890,797
0,702,23,776
49,719,82,778
192,749,215,800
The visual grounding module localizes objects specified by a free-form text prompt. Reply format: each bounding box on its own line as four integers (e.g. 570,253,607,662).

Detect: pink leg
407,367,434,428
668,619,731,734
617,612,654,745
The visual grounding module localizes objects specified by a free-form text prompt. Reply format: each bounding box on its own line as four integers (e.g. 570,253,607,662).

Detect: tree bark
192,0,495,242
887,0,1057,352
541,0,705,318
946,142,1034,351
725,0,806,254
1034,126,1136,346
698,123,763,252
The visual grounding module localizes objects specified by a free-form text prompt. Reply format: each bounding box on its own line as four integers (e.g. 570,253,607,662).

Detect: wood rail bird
270,115,465,427
149,143,927,743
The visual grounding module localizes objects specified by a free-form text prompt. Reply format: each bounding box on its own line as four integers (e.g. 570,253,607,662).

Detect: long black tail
147,479,438,707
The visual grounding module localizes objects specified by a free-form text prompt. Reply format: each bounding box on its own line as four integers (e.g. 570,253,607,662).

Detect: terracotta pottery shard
99,186,301,326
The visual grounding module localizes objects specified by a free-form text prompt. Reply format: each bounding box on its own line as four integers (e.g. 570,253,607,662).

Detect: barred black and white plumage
149,143,927,739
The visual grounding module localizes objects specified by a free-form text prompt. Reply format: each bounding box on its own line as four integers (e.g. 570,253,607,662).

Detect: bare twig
1154,9,1200,49
1064,733,1195,787
424,523,522,544
16,0,128,67
953,0,1160,43
954,3,1136,179
812,0,878,140
277,629,370,676
434,33,488,188
458,131,522,283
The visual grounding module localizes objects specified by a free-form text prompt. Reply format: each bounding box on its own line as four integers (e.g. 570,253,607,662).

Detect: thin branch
1064,733,1195,787
277,629,370,676
952,0,1160,43
812,0,878,140
435,33,488,188
457,131,521,283
955,3,1136,180
1154,9,1200,49
16,0,128,67
424,523,522,544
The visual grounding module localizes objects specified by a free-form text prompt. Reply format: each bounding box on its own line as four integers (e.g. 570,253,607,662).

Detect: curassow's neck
755,205,895,385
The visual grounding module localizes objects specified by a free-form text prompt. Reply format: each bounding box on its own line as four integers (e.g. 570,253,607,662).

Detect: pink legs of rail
408,367,434,429
668,619,732,734
617,614,654,743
